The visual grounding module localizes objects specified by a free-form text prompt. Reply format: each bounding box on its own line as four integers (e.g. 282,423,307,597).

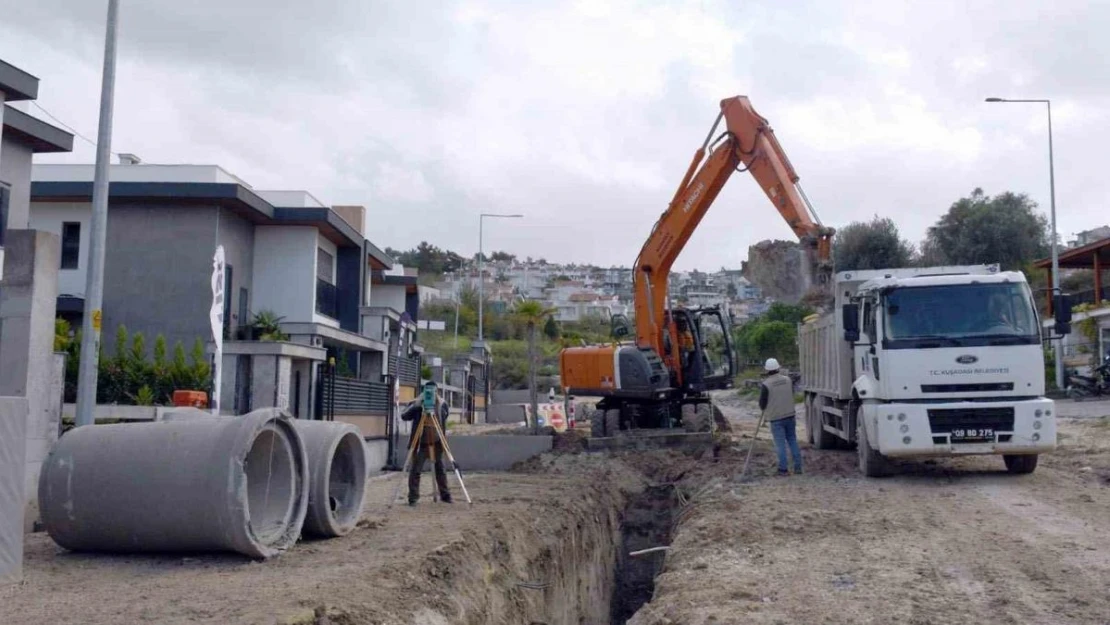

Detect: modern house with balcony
29,162,399,425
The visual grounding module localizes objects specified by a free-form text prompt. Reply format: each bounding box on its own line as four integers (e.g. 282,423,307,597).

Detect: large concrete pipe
292,420,368,538
38,409,309,559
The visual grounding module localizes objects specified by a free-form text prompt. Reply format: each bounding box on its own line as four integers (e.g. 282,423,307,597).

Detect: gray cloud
1,0,1106,269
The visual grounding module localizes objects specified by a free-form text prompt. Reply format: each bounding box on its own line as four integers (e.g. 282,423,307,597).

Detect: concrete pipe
292,420,368,538
38,408,309,559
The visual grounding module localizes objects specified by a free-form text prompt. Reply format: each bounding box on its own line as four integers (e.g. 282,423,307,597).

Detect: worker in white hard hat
759,357,802,476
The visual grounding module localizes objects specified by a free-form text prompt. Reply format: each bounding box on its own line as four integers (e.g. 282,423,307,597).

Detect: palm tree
514,300,555,433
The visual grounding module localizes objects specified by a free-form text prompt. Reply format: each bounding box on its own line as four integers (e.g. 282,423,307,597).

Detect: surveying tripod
389,381,473,507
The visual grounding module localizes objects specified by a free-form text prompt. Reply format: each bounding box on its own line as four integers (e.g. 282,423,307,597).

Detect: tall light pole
477,213,522,341
76,0,121,428
986,97,1063,390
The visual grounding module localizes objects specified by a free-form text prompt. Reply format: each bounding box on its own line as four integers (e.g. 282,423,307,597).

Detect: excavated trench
393,449,690,625
610,484,677,624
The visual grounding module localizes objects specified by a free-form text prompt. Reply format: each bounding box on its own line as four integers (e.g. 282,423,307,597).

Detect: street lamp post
477,213,523,341
985,97,1063,390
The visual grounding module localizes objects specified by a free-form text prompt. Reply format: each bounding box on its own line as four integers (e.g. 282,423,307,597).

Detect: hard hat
764,358,780,372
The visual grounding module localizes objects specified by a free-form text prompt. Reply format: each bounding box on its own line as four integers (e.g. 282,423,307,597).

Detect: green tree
543,316,560,340
514,300,555,433
763,302,814,325
923,188,1050,270
833,215,915,271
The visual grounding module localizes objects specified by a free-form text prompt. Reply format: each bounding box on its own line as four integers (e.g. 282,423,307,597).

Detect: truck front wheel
858,421,894,478
1003,454,1038,474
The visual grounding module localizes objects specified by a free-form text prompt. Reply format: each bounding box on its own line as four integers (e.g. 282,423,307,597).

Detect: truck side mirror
1054,294,1072,323
842,303,860,342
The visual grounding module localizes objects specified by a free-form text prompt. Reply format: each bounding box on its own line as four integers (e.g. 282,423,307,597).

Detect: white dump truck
798,264,1071,476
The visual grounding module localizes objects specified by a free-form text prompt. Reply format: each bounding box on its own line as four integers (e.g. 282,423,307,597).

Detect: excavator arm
632,95,834,352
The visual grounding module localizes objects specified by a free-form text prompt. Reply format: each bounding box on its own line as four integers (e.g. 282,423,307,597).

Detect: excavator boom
559,95,832,446
633,96,833,353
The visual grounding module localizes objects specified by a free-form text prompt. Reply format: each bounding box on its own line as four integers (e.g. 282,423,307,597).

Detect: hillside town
420,258,767,325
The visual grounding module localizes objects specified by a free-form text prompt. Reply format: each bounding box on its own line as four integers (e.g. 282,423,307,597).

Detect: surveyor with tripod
400,391,453,505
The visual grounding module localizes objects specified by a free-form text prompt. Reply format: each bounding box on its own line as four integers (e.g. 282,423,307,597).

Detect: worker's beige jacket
761,373,795,421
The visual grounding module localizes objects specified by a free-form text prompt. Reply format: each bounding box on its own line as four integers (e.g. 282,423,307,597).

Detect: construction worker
676,317,703,389
759,357,802,475
401,392,452,505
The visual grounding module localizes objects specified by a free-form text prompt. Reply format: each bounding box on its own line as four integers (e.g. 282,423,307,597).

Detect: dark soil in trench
610,484,677,624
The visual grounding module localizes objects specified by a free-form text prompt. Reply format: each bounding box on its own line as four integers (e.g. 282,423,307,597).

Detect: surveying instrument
388,381,473,507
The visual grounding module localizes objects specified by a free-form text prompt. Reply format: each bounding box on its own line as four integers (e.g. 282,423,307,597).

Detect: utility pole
985,97,1064,390
75,0,120,428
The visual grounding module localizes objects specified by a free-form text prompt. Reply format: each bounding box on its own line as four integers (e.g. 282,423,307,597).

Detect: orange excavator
560,95,834,441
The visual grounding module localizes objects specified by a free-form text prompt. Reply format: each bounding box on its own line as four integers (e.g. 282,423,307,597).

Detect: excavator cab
667,307,734,392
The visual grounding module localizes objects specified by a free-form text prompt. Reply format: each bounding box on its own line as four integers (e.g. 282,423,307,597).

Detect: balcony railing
316,278,338,319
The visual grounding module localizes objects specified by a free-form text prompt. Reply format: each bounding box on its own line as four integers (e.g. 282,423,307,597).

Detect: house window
317,248,334,284
61,222,81,269
238,287,249,328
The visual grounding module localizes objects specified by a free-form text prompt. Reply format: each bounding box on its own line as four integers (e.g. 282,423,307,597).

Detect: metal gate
316,372,392,420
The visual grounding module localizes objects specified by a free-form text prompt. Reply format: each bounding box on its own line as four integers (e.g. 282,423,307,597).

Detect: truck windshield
883,282,1039,348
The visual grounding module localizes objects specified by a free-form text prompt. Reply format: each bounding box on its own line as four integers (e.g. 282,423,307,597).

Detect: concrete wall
0,397,28,584
26,202,89,297
364,438,390,476
252,226,317,324
23,353,63,532
0,137,32,229
491,389,533,404
487,403,526,424
392,434,553,471
373,284,407,315
233,354,293,412
102,204,221,353
0,230,59,451
445,434,553,471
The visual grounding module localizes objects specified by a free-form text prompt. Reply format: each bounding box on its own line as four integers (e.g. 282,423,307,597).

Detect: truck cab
801,264,1067,476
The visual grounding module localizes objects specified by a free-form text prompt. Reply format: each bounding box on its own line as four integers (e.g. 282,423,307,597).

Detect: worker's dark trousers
408,441,451,502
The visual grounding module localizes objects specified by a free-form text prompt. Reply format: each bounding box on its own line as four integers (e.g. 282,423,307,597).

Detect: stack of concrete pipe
37,408,368,559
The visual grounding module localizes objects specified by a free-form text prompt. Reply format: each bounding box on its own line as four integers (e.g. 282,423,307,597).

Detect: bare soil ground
629,397,1110,625
8,395,1110,625
2,457,645,625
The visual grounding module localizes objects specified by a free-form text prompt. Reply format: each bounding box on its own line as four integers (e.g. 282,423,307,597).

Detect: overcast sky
1,0,1105,270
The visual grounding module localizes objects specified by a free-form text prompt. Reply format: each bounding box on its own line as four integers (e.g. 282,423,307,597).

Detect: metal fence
389,354,422,385
322,375,391,414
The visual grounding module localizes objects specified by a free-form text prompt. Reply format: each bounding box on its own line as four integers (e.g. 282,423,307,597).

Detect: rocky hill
741,239,811,304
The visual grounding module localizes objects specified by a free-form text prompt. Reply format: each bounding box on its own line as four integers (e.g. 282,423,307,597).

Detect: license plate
950,428,994,442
